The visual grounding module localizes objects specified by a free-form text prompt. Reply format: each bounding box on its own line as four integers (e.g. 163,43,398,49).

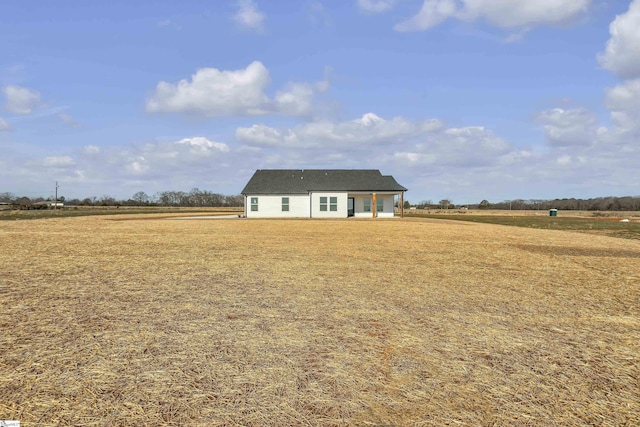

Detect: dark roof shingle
241,169,407,194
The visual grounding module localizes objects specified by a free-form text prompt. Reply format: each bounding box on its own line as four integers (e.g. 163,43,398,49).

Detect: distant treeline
0,189,244,208
415,196,640,211
3,191,640,211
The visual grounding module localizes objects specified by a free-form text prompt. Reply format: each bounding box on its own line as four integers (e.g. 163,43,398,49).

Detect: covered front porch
347,191,405,218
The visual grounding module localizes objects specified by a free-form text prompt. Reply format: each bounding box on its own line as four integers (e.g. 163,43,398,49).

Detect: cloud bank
232,0,266,32
393,0,592,32
146,61,328,118
3,85,42,115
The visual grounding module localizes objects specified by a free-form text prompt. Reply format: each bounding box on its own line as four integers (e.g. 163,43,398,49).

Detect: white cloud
605,79,640,111
236,124,294,146
536,108,598,147
555,155,587,166
233,0,266,32
127,158,149,175
177,136,230,153
3,85,41,114
412,126,512,167
357,0,397,13
0,117,10,131
521,99,640,196
147,61,271,116
457,0,591,28
103,137,230,178
598,0,640,79
274,77,329,116
237,113,444,148
42,156,75,167
275,83,316,116
394,151,436,164
604,79,640,141
146,61,328,118
18,137,231,186
83,145,101,154
236,113,515,173
59,113,81,128
395,0,591,32
1,137,233,195
395,0,457,31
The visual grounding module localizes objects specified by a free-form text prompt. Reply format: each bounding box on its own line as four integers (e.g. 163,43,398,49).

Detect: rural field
1,215,639,426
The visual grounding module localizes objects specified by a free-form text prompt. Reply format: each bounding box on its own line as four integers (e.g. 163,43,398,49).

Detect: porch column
400,191,404,218
372,193,377,218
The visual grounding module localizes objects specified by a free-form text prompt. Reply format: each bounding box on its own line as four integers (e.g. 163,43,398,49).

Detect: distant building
241,169,407,218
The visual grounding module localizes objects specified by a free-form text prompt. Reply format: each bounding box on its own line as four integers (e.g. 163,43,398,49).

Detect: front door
348,198,355,217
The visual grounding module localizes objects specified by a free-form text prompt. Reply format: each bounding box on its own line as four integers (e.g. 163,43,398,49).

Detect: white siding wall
377,194,396,218
246,194,310,218
244,193,396,218
353,195,370,218
310,192,348,218
352,194,395,218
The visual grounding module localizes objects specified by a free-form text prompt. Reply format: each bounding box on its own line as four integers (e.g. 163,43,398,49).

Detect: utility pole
55,181,59,210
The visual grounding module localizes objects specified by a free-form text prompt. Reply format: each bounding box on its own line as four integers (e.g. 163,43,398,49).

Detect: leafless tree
132,191,150,205
439,199,452,209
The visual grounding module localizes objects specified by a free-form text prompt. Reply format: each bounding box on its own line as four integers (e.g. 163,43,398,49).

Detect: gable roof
241,169,407,195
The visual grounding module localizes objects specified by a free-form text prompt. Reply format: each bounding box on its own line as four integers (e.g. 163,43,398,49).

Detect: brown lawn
1,216,639,426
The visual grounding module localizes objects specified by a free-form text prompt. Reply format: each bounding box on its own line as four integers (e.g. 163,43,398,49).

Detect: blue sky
1,0,639,204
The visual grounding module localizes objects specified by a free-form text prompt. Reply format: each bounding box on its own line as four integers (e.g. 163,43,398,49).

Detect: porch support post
372,193,377,218
400,191,404,218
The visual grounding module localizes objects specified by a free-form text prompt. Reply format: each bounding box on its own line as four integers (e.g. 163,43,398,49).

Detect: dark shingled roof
241,169,407,194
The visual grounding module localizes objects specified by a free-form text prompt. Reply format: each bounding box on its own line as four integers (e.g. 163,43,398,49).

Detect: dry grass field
405,208,640,219
1,215,639,426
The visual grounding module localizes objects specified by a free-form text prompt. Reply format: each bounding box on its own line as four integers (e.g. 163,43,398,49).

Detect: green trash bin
549,209,558,217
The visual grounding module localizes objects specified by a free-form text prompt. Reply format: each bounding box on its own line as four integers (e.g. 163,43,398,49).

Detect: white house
241,169,407,218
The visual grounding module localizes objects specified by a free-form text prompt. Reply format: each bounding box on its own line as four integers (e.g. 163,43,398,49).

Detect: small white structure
241,169,407,218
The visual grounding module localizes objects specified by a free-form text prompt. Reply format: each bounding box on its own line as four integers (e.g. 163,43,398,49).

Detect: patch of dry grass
1,216,639,425
0,206,243,221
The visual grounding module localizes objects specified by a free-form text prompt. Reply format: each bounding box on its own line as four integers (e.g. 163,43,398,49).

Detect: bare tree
478,199,490,209
100,194,117,206
132,191,150,205
225,195,244,207
439,199,452,209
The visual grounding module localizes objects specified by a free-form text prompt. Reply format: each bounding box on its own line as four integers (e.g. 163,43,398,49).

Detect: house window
282,197,289,212
320,196,328,211
363,198,371,212
377,198,384,213
251,197,258,211
330,197,338,211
